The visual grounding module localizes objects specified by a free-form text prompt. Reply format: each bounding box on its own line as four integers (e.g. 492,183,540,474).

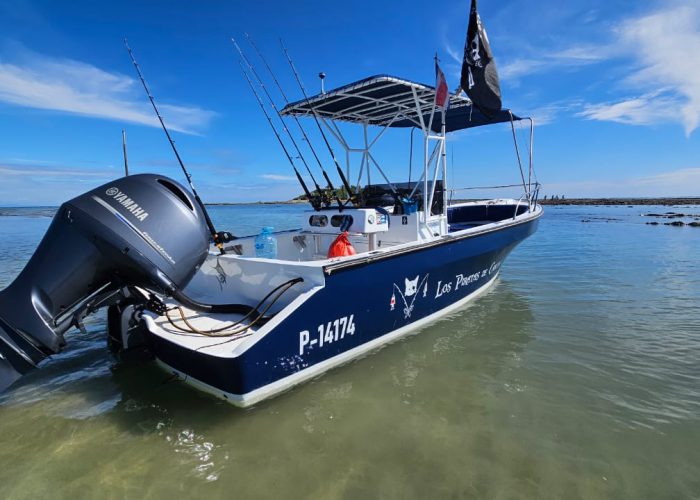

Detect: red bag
327,231,356,258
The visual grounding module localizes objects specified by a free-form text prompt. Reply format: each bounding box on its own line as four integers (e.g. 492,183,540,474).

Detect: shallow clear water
0,204,699,499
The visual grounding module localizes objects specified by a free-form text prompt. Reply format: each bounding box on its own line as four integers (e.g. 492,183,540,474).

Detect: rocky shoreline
540,197,700,206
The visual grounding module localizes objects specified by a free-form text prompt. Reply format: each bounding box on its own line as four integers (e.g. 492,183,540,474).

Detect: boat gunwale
321,204,543,275
147,204,542,358
221,203,543,274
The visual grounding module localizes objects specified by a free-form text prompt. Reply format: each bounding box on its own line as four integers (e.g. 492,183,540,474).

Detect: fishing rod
245,34,340,207
231,37,328,209
237,62,319,210
279,39,359,207
123,39,231,254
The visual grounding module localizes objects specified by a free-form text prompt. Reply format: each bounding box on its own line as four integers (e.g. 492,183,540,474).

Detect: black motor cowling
0,174,211,392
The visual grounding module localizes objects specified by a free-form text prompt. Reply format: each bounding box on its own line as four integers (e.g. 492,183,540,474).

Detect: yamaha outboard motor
0,174,211,392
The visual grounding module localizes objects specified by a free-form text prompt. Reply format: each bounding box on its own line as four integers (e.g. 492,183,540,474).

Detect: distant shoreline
3,197,700,210
206,197,700,207
539,197,700,206
206,200,307,206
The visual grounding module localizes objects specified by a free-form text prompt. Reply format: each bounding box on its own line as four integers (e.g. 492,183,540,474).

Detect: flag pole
427,53,439,135
441,103,447,221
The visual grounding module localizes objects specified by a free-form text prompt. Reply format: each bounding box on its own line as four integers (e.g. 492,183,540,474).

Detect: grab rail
448,182,542,219
513,194,528,219
448,183,528,204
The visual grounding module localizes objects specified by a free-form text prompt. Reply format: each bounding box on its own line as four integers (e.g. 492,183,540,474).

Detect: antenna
318,72,326,94
123,39,230,253
121,129,129,176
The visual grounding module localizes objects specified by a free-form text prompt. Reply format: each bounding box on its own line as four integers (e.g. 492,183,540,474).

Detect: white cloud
260,174,296,181
499,58,543,81
578,92,679,126
0,161,118,205
0,161,116,183
0,48,216,134
0,166,111,178
444,43,462,66
525,103,569,126
548,46,609,63
581,5,700,135
0,162,115,179
204,181,301,203
545,167,700,197
499,44,611,81
443,33,613,92
504,99,583,126
634,167,700,189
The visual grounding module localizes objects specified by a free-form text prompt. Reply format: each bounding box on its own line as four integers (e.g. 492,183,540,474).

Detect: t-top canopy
280,75,520,133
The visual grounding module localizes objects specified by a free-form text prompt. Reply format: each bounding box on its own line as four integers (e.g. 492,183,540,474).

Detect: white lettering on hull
299,315,356,355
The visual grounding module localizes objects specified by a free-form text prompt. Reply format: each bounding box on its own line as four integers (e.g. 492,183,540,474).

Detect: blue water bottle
255,226,278,259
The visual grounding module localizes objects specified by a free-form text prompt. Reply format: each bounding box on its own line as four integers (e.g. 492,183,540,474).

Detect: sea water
0,204,698,499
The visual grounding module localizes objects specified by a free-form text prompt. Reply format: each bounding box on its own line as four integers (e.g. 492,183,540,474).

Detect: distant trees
294,185,359,201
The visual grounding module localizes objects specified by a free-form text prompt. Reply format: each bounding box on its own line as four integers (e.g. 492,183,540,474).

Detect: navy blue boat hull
150,214,539,403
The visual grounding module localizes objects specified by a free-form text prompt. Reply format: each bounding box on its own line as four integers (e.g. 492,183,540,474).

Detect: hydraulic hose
170,277,304,315
165,277,304,337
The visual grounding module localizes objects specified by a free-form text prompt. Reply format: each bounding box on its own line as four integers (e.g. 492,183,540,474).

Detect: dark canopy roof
280,75,520,133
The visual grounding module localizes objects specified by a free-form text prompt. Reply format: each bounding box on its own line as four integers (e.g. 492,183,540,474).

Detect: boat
135,73,541,406
0,2,542,406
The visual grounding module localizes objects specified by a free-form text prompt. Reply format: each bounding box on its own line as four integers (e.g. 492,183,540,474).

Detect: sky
0,0,699,205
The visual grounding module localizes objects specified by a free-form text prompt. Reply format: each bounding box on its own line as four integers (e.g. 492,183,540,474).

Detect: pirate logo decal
390,274,429,319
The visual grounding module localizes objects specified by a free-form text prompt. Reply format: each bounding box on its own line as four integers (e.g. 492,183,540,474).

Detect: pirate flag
460,0,502,117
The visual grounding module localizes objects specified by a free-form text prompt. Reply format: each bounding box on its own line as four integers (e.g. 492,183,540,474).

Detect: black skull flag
460,0,502,117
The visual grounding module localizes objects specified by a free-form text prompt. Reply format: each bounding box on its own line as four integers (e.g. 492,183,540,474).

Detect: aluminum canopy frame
280,75,520,132
280,75,529,238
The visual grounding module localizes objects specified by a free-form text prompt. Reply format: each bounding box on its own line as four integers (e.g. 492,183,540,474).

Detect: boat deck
145,303,258,355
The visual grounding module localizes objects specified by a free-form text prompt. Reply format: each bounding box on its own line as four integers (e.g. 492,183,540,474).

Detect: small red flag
434,61,450,110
